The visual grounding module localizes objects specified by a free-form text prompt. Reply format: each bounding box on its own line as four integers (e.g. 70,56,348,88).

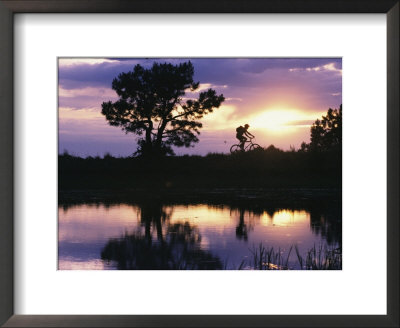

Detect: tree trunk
155,120,168,154
144,121,153,156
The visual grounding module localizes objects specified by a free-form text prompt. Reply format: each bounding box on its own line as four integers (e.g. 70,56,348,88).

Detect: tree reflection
138,201,173,242
309,204,342,246
235,208,248,241
101,203,223,270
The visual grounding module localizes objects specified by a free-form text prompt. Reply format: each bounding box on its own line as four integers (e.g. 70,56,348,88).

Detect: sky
58,58,342,157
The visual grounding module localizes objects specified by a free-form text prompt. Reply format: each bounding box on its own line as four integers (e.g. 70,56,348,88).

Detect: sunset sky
58,58,342,156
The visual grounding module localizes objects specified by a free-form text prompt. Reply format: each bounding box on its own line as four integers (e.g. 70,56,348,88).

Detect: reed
241,243,341,270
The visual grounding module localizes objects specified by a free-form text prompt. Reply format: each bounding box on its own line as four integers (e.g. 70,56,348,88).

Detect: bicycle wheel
249,144,261,151
230,144,241,154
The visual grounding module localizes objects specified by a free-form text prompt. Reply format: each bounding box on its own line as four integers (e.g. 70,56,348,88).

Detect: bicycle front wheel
249,144,261,151
230,144,241,154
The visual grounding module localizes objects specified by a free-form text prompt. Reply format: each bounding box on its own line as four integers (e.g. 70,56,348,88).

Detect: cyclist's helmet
244,124,250,128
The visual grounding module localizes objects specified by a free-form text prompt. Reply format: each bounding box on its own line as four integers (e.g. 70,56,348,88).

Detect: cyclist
236,124,254,151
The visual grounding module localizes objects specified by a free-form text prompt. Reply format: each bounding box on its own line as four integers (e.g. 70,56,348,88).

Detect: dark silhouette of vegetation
245,243,341,270
101,61,225,157
235,208,249,241
300,105,342,152
309,204,342,246
101,224,223,270
100,202,223,269
59,146,341,190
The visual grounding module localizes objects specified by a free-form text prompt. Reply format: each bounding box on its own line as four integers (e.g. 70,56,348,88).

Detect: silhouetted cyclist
236,124,254,151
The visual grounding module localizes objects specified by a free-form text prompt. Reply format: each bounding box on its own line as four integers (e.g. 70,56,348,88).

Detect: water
58,202,341,270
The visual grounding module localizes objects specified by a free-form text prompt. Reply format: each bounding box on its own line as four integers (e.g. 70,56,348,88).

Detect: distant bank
59,148,341,191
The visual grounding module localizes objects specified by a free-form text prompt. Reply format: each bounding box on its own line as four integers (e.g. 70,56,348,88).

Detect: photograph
58,58,342,270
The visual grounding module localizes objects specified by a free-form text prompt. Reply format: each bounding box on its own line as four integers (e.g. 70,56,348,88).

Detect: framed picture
0,1,398,327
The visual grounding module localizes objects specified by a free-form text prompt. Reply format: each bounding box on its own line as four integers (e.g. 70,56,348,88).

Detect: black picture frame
0,1,398,327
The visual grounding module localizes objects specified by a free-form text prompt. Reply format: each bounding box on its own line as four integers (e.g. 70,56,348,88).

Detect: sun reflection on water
260,209,309,227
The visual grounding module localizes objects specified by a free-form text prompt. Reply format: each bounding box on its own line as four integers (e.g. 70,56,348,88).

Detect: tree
301,105,342,152
101,61,225,157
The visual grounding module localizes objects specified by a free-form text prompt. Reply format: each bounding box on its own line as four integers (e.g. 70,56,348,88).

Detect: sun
247,109,301,132
248,108,318,133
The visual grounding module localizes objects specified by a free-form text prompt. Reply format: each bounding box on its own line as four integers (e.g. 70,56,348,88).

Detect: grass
295,244,342,270
239,243,342,270
248,244,293,270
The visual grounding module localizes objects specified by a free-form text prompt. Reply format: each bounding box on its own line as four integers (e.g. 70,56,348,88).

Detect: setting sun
248,109,322,133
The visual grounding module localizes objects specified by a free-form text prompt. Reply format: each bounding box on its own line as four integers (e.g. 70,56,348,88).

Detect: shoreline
59,187,341,209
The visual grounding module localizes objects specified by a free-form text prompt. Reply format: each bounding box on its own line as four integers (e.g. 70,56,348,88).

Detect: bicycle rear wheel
230,144,241,153
249,144,261,151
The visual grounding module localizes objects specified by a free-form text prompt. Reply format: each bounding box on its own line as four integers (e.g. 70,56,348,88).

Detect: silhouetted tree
265,144,283,153
101,61,225,157
101,221,223,269
300,105,342,152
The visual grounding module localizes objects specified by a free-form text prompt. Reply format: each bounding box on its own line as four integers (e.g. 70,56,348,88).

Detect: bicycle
230,137,261,153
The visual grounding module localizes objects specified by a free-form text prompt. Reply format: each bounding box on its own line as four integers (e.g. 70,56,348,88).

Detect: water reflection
58,201,341,270
310,206,342,245
235,209,249,241
138,202,172,242
101,221,223,270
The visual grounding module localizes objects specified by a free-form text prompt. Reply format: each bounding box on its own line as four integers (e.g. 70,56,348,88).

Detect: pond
58,201,341,270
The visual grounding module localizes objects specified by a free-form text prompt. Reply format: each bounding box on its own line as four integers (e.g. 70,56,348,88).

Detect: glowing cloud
59,58,119,67
289,62,342,74
247,108,325,134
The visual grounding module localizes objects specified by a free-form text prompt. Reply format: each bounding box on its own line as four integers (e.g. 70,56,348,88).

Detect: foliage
58,147,341,190
264,144,283,153
101,61,225,157
301,105,342,152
